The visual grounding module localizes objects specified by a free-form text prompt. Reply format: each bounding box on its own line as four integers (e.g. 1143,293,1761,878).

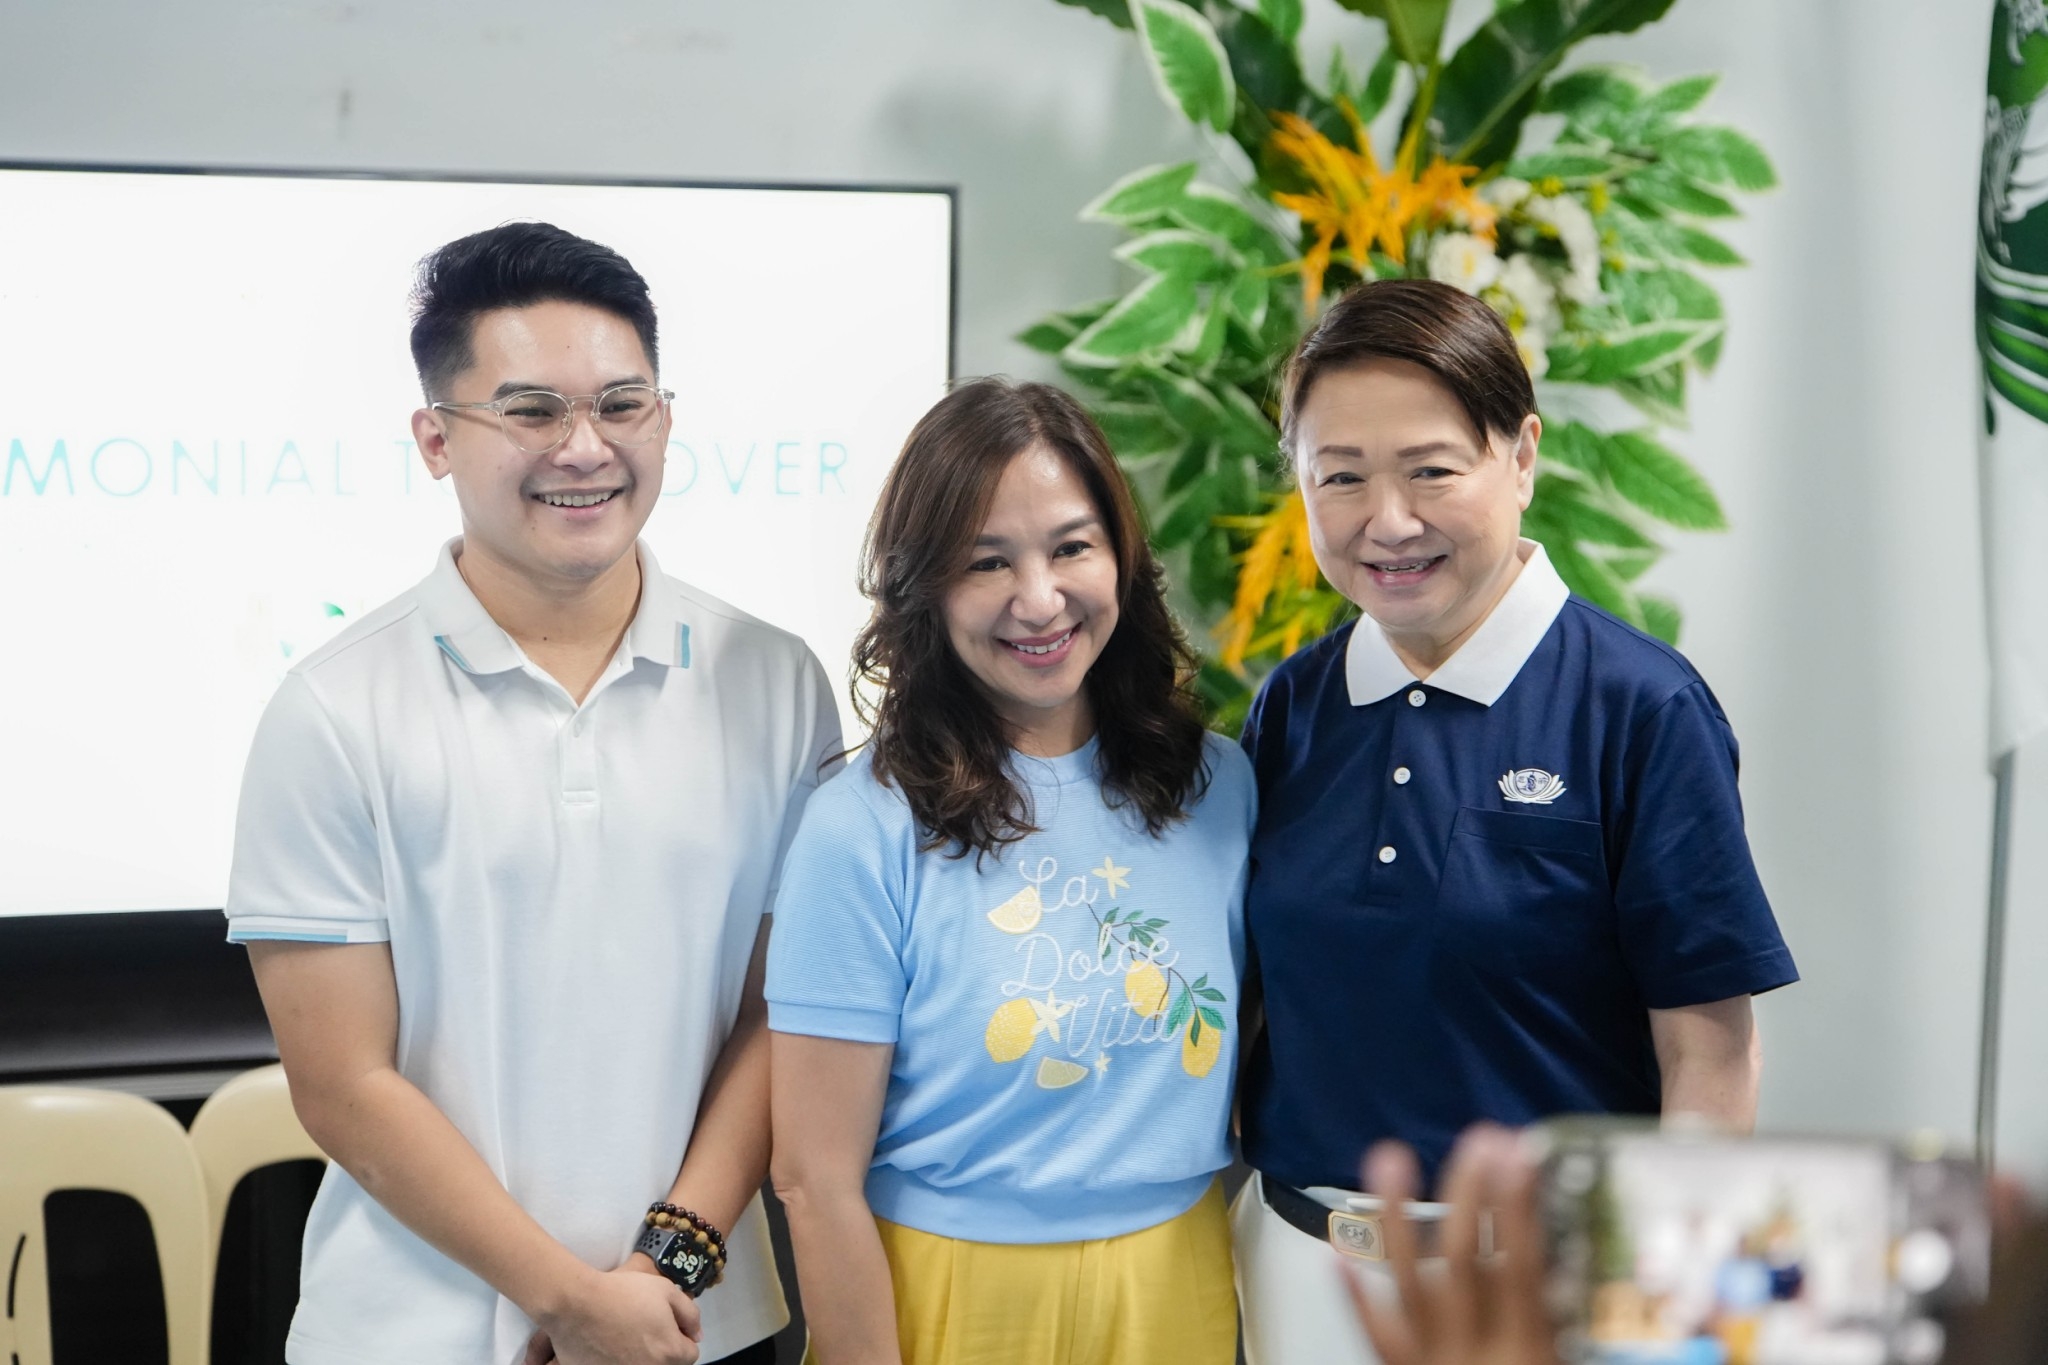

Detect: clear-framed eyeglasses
431,384,674,456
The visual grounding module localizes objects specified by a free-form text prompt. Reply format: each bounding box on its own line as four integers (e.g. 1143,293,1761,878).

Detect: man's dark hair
1280,277,1536,452
407,222,659,399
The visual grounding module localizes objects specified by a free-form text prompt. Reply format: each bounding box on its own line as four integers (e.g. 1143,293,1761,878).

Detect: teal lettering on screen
1,437,857,499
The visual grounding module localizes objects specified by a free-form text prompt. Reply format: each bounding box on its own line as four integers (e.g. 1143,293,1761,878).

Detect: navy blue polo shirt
1239,543,1797,1193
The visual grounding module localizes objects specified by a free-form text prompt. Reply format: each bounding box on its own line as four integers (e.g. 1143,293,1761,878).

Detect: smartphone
1531,1120,1989,1365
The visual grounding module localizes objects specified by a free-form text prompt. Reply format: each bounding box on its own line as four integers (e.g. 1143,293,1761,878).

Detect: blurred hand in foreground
1345,1124,1561,1365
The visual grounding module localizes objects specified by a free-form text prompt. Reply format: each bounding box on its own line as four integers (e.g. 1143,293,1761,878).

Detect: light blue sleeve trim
226,914,390,946
768,1000,900,1044
229,929,353,944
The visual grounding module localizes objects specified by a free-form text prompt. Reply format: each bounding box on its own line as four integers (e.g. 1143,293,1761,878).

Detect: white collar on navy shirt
416,537,696,677
1344,538,1570,708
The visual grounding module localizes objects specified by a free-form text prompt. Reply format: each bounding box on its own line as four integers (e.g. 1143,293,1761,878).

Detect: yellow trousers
808,1180,1238,1365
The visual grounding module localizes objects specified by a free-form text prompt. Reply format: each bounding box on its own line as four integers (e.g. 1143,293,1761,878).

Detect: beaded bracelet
645,1203,727,1265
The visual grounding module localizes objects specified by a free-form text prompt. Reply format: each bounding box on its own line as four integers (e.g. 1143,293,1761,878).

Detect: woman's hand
1344,1124,1560,1365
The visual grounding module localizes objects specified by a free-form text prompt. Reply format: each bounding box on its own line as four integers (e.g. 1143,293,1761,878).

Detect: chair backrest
0,1085,210,1365
187,1063,326,1247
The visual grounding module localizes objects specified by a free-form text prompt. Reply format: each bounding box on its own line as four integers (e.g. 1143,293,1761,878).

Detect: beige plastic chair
0,1085,210,1365
188,1063,327,1253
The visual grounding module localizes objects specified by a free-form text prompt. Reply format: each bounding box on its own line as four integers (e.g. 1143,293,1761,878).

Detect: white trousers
1231,1173,1433,1365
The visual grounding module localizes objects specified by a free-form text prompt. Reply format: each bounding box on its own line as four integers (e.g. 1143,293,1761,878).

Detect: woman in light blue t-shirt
767,378,1254,1365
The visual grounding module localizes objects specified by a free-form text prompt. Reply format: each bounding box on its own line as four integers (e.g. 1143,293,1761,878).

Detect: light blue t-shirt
766,732,1255,1244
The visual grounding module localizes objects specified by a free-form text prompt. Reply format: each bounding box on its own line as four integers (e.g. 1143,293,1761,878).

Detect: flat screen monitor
0,164,954,918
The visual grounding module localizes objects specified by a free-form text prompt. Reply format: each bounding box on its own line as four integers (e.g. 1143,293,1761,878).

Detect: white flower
1517,330,1551,381
1481,176,1532,211
1496,253,1561,336
1525,193,1603,303
1426,232,1503,295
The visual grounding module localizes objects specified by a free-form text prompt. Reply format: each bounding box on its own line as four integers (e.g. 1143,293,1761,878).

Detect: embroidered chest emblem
1499,768,1566,805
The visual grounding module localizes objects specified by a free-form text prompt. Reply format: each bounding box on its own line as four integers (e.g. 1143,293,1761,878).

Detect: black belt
1260,1175,1445,1261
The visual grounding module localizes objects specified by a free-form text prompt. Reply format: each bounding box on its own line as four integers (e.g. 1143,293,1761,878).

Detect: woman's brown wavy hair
852,377,1212,859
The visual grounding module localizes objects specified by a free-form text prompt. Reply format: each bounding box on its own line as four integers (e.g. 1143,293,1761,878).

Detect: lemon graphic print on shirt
983,855,1229,1083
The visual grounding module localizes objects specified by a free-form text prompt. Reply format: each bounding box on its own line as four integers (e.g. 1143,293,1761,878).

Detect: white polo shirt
226,539,840,1365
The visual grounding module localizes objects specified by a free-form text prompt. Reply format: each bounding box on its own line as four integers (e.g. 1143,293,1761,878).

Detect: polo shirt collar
1344,539,1570,708
417,538,695,676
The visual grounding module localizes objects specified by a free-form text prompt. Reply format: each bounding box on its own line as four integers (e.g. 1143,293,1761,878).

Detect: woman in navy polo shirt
1230,278,1798,1365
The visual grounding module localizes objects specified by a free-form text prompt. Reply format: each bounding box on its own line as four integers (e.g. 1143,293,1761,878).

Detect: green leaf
1638,593,1682,644
1612,268,1724,327
1197,985,1228,1002
1166,990,1192,1035
1084,162,1200,225
1143,370,1229,434
1165,438,1214,494
1216,382,1280,454
1643,73,1718,116
1507,151,1615,180
1064,274,1204,364
1190,1014,1204,1045
1539,66,1641,121
1192,973,1210,990
1197,1005,1227,1031
1189,525,1238,606
1156,479,1224,548
1183,295,1233,371
1227,270,1270,331
1170,188,1287,262
1433,0,1679,169
1357,41,1400,122
1693,330,1724,371
1333,0,1452,68
1018,318,1080,355
1545,538,1646,627
1133,0,1236,133
1117,228,1232,279
1016,298,1116,355
1542,420,1610,475
1656,126,1777,191
1603,430,1726,530
1054,0,1133,27
1620,169,1738,218
1144,918,1167,929
1537,479,1659,549
1610,365,1689,427
1605,548,1660,581
1258,0,1305,43
1545,321,1716,383
1666,224,1744,266
1094,401,1183,457
1208,5,1310,127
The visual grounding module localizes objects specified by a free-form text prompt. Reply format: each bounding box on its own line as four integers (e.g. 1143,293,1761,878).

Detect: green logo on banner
1981,0,2048,428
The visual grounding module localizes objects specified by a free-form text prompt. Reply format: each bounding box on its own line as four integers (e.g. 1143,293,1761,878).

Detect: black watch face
662,1241,708,1279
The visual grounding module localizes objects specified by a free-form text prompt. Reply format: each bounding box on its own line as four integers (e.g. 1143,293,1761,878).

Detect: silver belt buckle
1327,1208,1386,1261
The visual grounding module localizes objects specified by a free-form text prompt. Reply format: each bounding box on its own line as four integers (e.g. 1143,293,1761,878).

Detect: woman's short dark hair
408,222,658,399
1280,278,1535,453
853,377,1212,859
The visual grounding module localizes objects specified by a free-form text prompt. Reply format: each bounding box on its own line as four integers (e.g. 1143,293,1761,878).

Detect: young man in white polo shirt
226,222,839,1365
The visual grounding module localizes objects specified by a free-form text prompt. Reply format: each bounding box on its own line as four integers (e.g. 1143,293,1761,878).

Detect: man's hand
520,1262,702,1365
1344,1125,1560,1365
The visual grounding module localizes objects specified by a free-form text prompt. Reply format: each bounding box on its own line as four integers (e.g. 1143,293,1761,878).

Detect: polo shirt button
1378,846,1397,864
1407,689,1426,707
1393,767,1411,785
572,717,586,737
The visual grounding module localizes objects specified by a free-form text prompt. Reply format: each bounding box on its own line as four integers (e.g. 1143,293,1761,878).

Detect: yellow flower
1267,100,1496,310
1214,489,1322,672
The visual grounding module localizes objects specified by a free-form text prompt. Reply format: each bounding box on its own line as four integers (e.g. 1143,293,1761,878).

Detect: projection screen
0,164,954,917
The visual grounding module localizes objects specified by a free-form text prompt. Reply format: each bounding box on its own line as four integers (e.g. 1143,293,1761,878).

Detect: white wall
0,0,2012,1156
